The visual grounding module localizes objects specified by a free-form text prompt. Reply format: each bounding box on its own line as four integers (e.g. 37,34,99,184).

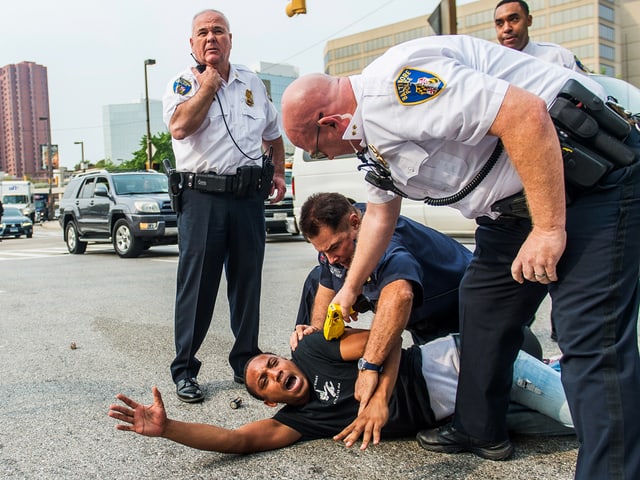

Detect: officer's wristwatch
357,357,383,373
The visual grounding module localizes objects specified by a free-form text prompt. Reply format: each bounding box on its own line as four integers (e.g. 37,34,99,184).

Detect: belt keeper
186,173,195,189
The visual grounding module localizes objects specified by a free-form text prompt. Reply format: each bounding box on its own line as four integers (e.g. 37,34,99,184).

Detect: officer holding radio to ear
162,9,285,403
281,35,640,479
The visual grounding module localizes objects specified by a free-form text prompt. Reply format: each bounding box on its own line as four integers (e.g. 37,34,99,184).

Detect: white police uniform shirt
162,63,280,175
344,35,604,219
522,40,588,73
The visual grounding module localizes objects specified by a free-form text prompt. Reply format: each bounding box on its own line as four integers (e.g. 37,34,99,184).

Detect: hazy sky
2,0,446,169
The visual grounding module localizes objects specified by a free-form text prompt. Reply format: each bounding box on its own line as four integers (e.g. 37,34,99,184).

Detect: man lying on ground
108,329,572,454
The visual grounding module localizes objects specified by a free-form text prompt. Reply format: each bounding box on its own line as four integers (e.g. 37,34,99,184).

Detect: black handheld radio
190,53,206,73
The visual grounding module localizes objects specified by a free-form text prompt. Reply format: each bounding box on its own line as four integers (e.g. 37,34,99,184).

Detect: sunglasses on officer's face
310,112,328,160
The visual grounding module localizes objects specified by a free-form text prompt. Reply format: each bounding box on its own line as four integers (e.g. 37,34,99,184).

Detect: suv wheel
113,219,142,258
65,222,87,254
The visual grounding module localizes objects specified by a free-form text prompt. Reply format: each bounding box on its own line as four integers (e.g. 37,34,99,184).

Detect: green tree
120,132,175,171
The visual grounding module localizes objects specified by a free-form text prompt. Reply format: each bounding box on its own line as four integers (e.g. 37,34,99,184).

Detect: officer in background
162,9,286,403
494,0,588,73
281,35,640,479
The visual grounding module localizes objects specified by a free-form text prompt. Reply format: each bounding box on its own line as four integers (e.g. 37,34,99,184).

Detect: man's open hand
108,386,167,437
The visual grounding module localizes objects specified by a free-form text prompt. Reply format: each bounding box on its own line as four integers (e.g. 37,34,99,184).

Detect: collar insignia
395,68,445,105
245,89,254,107
173,77,192,96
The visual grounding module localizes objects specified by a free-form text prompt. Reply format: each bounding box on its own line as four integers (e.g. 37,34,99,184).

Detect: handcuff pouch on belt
234,152,274,199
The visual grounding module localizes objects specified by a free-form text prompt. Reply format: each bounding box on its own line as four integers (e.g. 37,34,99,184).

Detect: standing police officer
281,35,640,479
163,9,286,403
494,0,587,72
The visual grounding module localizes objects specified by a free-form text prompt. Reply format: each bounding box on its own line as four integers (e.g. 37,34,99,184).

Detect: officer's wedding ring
534,272,547,278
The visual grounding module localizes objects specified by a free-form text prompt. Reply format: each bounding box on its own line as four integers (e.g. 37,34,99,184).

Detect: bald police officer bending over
280,35,640,479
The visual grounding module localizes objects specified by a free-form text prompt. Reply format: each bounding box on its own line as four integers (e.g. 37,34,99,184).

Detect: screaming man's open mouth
285,375,298,391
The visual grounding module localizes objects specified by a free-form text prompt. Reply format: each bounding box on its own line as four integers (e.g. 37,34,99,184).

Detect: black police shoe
176,377,204,403
416,423,514,461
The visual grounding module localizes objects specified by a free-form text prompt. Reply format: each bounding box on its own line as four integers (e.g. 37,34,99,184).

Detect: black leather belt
185,172,237,193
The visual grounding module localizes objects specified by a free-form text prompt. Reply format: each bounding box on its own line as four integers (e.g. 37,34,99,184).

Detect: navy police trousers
455,160,640,480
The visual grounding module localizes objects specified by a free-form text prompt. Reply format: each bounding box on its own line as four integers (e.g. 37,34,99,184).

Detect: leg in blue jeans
507,351,573,436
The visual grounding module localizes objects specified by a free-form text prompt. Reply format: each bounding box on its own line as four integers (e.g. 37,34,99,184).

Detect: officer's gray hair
192,9,230,31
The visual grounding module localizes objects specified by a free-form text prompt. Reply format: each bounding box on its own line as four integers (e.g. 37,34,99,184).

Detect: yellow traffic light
286,0,306,17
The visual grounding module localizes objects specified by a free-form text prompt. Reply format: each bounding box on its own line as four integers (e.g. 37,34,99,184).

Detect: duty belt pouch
557,79,631,139
549,80,638,191
234,165,262,198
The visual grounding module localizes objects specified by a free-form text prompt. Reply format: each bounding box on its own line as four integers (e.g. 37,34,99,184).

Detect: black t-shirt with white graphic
273,332,434,441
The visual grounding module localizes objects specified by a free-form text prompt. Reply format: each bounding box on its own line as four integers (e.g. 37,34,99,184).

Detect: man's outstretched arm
108,387,301,454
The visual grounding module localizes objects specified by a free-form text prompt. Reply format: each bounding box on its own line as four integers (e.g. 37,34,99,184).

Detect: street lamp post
74,141,86,172
144,59,156,170
38,116,54,220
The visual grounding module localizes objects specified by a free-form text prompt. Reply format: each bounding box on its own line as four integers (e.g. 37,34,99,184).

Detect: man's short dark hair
299,192,356,239
243,352,276,401
495,0,530,15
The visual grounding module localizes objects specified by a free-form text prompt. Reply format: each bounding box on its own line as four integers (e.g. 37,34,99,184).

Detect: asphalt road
0,221,582,479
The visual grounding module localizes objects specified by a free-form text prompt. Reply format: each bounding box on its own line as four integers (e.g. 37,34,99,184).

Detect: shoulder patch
173,77,192,96
395,68,445,105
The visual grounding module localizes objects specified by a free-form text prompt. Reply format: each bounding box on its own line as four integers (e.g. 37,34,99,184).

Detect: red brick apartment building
0,61,50,178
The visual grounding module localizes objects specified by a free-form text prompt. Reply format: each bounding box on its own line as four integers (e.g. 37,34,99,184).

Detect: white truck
0,180,36,221
291,148,477,237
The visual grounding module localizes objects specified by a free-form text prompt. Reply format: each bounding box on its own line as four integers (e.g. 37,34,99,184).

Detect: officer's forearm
362,279,413,366
489,85,566,231
343,198,401,293
311,285,335,330
372,335,402,404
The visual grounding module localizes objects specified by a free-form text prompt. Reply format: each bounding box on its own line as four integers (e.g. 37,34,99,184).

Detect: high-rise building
324,0,639,87
0,61,51,178
255,62,299,156
102,98,165,164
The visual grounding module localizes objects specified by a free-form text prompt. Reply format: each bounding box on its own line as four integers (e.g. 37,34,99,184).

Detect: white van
291,148,477,237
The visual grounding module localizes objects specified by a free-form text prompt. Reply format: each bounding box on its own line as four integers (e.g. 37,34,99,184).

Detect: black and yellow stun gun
323,303,355,340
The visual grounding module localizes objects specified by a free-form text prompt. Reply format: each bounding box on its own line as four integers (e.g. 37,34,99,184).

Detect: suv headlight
134,201,160,213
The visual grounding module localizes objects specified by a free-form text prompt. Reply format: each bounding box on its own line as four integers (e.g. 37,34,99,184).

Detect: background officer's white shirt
345,35,604,219
163,63,281,175
522,40,587,73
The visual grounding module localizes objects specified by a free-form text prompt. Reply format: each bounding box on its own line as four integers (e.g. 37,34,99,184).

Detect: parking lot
0,221,584,479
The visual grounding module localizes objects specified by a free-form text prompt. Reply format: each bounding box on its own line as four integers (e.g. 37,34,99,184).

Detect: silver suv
58,170,177,258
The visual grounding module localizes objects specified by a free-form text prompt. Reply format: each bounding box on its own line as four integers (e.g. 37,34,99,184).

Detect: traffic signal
286,0,306,17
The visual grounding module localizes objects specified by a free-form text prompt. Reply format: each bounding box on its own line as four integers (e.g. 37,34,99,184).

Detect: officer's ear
322,113,352,131
348,212,360,231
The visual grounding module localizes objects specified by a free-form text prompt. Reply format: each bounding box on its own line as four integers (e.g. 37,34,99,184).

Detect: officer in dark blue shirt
291,192,472,353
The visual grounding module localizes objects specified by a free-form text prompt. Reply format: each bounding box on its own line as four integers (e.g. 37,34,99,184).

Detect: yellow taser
323,303,355,340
